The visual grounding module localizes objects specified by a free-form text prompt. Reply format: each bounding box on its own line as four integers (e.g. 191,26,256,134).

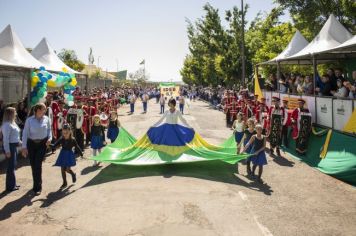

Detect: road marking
238,191,273,236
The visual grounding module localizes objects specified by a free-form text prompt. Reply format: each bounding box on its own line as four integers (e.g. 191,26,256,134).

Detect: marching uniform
291,99,312,155
281,99,291,148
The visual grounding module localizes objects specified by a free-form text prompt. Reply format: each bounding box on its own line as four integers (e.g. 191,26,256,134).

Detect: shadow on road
0,190,35,221
82,161,273,195
33,185,76,208
81,165,102,175
271,154,295,167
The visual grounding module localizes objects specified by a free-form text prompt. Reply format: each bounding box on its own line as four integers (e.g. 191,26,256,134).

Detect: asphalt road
0,99,355,236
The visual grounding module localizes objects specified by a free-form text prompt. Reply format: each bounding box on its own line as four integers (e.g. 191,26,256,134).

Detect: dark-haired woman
22,103,52,195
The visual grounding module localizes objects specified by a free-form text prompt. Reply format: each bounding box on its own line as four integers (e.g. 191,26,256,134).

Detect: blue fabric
107,127,119,142
179,104,184,114
234,131,244,144
250,150,267,166
130,103,135,113
143,102,147,112
54,149,76,167
6,143,18,190
91,135,104,149
147,124,194,146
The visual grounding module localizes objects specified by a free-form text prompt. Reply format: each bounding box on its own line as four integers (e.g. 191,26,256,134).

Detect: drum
100,113,109,126
57,112,64,130
76,110,84,129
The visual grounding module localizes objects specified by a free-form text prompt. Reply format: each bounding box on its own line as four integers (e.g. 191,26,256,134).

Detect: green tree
58,49,85,72
275,0,356,38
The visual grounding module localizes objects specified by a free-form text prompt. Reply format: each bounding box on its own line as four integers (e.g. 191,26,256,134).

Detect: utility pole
241,0,246,87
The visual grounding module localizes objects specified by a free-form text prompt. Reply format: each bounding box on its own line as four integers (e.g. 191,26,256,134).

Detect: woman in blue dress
107,111,120,143
52,124,83,188
241,118,256,176
241,124,267,183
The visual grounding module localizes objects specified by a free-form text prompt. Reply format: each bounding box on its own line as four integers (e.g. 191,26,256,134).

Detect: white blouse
234,120,244,132
153,109,191,128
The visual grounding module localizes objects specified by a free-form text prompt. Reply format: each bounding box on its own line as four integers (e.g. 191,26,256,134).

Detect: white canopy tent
324,35,356,54
283,14,353,62
259,30,309,65
0,58,16,67
31,38,78,73
0,25,42,68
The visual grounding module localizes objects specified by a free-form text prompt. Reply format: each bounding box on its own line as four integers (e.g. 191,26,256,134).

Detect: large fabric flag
92,124,248,166
254,72,263,101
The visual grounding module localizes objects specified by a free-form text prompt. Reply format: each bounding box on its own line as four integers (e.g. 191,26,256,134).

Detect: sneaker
60,183,67,189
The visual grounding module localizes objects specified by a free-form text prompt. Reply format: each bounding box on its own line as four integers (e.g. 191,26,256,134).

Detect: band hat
298,99,306,103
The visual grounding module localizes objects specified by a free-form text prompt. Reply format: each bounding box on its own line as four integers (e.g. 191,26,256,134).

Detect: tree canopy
58,49,85,72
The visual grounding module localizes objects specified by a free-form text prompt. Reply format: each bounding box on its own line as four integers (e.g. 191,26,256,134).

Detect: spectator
302,75,314,95
0,99,5,124
331,79,348,98
295,75,304,95
327,68,338,92
287,75,297,94
345,71,356,99
279,74,288,93
316,74,332,96
335,68,345,83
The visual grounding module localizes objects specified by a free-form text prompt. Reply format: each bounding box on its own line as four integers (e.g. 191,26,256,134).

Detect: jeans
160,105,165,114
130,103,135,113
28,139,47,192
6,143,18,191
143,102,147,112
179,104,184,114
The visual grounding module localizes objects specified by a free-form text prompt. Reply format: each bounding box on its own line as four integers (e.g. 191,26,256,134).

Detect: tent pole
27,69,32,110
312,56,317,96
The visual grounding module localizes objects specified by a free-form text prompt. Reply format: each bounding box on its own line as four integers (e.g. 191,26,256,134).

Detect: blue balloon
40,77,47,83
37,82,44,87
47,74,52,79
39,66,45,71
37,72,43,78
59,72,65,76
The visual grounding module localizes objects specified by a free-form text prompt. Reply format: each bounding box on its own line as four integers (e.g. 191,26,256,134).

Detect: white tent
325,35,356,53
0,25,42,68
284,14,353,61
259,30,309,65
0,58,15,67
31,38,78,73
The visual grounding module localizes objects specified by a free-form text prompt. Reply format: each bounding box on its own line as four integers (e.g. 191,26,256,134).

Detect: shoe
270,148,274,155
256,178,264,184
60,183,67,189
71,173,77,183
276,148,281,157
35,191,41,196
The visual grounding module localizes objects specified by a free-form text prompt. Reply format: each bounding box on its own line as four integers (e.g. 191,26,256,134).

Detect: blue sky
0,0,290,81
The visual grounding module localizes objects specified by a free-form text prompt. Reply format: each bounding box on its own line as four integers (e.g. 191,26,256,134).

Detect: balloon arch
30,66,78,106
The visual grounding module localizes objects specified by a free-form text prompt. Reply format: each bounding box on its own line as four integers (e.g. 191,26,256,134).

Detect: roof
284,14,353,61
31,38,78,73
259,30,309,65
0,24,42,68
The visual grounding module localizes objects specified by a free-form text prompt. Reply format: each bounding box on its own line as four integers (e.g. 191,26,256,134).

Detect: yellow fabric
132,133,221,156
343,109,356,133
254,72,263,101
320,129,332,159
312,126,328,136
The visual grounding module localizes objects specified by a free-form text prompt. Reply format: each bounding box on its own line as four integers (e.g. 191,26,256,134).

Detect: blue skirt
250,150,267,166
54,149,76,167
107,127,119,142
244,139,253,161
91,135,104,149
234,131,244,144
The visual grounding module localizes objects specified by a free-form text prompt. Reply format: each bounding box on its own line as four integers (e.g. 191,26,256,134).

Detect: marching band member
281,99,291,148
267,97,287,157
291,99,312,155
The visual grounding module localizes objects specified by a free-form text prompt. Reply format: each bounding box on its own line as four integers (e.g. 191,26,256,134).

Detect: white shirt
153,109,191,128
233,120,244,132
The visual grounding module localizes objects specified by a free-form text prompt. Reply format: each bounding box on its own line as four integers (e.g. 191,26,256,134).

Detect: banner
316,97,333,128
302,95,316,123
333,99,353,131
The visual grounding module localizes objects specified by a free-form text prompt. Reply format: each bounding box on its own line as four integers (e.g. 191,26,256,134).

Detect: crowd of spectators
263,68,356,98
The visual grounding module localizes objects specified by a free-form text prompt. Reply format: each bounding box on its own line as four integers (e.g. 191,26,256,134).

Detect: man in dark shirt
316,74,332,96
327,68,338,92
335,68,345,83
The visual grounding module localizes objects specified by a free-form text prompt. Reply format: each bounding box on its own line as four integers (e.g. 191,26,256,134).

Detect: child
232,112,245,153
52,124,83,188
107,111,121,143
91,114,106,166
241,118,256,176
241,124,267,183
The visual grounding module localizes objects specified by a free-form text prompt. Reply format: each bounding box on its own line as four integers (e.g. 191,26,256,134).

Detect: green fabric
92,129,249,165
159,82,176,87
282,128,356,186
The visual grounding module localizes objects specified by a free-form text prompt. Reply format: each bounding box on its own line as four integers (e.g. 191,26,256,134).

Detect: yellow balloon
62,67,68,73
32,76,39,83
70,80,77,86
47,79,56,87
31,81,37,87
